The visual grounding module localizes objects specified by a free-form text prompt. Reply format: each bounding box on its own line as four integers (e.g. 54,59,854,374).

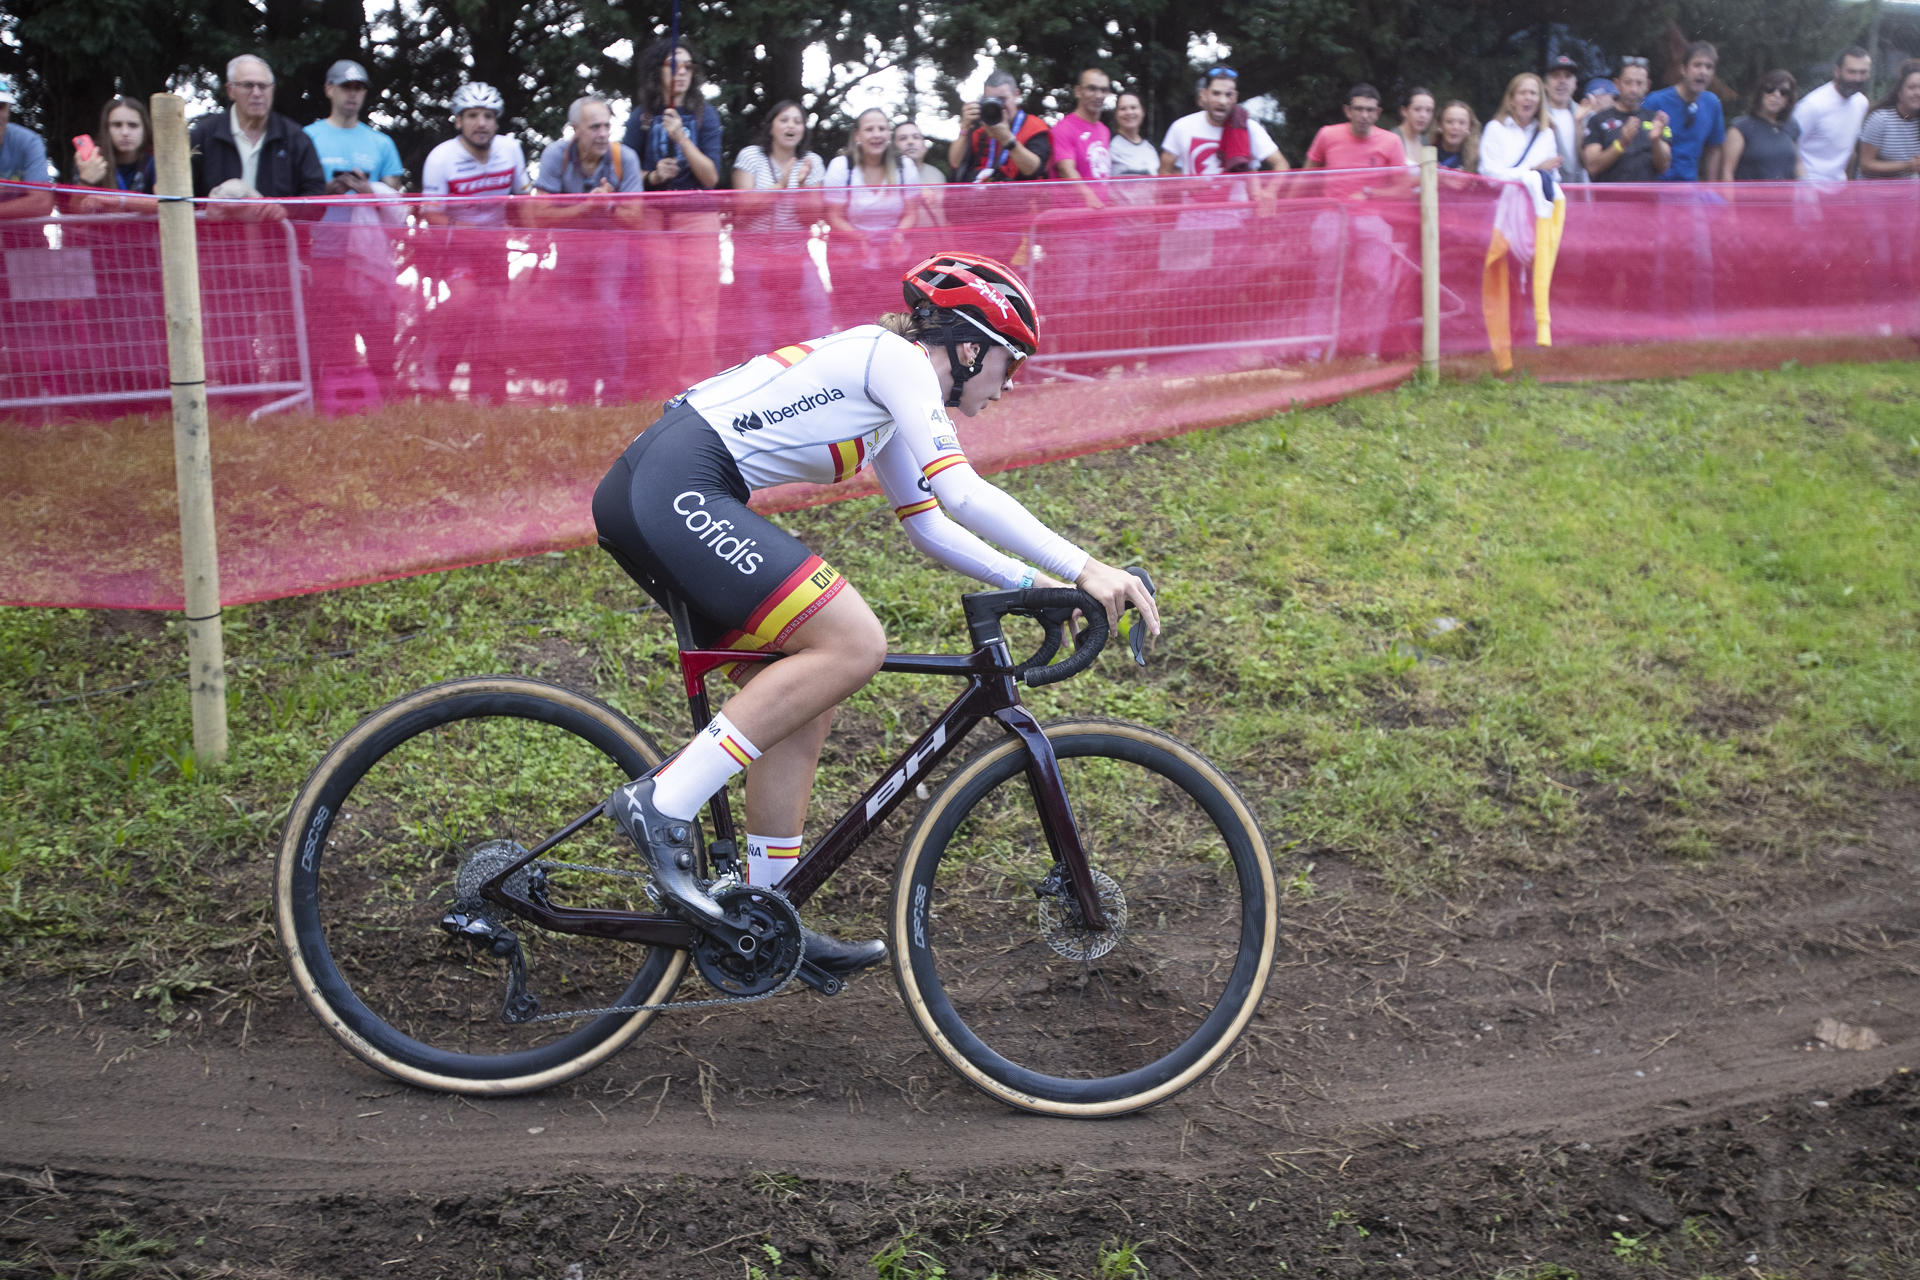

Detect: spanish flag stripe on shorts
713,554,847,678
894,497,940,521
921,453,969,482
829,437,866,483
766,343,814,369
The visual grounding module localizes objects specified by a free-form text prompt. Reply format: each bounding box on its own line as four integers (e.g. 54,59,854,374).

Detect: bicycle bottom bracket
690,884,803,996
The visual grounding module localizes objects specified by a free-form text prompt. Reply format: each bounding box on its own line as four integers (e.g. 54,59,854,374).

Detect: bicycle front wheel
891,718,1278,1117
275,676,687,1095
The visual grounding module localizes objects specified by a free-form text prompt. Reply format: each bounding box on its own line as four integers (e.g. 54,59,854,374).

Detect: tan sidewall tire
889,717,1277,1117
274,675,686,1096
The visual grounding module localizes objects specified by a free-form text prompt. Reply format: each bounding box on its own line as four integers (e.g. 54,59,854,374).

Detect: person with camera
948,70,1051,182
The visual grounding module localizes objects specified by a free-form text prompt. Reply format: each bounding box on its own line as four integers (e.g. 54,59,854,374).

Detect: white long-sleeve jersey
681,325,1088,588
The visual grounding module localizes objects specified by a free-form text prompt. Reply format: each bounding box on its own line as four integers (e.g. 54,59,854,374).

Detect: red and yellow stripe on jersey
767,342,814,368
715,554,846,678
894,452,971,522
921,453,969,483
829,437,867,482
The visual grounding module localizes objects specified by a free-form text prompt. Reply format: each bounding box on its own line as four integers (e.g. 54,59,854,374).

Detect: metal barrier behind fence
0,213,311,418
1023,198,1348,380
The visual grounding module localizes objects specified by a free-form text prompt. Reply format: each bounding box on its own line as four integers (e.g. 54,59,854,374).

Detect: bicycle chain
502,860,806,1023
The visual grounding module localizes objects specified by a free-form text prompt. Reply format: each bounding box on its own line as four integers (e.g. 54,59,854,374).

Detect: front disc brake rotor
1036,867,1128,962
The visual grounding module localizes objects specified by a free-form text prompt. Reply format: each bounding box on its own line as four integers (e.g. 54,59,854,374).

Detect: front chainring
691,884,804,996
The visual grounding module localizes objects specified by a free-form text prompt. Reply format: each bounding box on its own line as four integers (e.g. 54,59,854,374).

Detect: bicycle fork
993,705,1107,931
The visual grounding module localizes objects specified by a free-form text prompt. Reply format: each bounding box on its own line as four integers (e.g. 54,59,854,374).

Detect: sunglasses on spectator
1207,67,1237,80
1620,57,1649,68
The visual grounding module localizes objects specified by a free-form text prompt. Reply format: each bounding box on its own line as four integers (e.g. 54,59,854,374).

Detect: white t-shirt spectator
1159,111,1279,175
1793,81,1870,181
422,135,527,227
1109,134,1158,177
822,154,917,234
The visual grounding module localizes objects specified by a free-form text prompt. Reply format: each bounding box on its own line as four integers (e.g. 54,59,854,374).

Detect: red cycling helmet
901,252,1041,405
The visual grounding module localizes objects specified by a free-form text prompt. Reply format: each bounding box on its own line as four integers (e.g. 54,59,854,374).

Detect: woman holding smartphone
73,96,157,210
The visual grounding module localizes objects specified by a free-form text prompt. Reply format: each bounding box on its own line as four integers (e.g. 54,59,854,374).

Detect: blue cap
1585,78,1617,98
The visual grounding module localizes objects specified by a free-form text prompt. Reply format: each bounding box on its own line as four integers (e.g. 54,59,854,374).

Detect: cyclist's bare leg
740,706,834,839
711,586,886,753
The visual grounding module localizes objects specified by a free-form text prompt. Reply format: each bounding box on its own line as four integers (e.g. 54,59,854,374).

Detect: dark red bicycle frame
484,597,1107,941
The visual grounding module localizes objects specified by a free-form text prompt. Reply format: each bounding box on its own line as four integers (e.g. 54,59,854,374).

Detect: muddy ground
4,786,1916,1279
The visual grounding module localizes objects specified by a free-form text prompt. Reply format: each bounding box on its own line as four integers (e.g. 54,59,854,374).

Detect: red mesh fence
2,171,1915,610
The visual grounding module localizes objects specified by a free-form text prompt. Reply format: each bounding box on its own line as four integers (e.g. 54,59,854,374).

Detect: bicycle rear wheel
275,676,687,1095
891,717,1277,1116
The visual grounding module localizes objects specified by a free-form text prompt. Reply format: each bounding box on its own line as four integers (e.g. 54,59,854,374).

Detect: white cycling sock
743,832,803,887
649,712,761,821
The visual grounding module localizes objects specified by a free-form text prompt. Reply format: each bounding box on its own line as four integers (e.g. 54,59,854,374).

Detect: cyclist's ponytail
876,310,936,341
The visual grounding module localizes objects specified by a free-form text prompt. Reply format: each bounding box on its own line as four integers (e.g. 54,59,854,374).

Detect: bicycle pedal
795,959,845,997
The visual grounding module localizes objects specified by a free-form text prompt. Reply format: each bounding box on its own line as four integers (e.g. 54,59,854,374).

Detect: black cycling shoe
799,925,888,975
608,776,727,929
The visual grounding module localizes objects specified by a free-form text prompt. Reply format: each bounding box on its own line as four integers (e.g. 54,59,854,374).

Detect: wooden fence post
150,93,228,765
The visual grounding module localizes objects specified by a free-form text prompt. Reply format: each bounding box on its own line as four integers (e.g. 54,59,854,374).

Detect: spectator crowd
1,37,1914,403
2,38,1916,211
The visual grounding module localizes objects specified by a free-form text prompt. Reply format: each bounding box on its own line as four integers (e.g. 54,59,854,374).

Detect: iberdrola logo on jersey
731,387,846,434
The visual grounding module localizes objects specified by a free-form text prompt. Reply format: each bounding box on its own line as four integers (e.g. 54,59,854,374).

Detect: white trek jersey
421,135,527,226
683,325,1088,588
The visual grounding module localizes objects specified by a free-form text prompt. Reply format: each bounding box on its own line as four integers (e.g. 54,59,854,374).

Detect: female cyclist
592,251,1159,972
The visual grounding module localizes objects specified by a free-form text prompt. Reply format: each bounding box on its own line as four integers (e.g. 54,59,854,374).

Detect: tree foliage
0,0,1897,184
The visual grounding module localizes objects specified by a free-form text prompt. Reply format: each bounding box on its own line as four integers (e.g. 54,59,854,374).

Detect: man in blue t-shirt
1643,43,1726,182
0,74,55,220
304,59,408,396
305,60,406,192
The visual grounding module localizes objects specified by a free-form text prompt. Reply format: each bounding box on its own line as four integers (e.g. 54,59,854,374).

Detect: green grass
2,362,1916,1005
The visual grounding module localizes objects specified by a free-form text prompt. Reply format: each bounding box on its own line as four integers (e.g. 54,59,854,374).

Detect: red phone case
73,135,99,162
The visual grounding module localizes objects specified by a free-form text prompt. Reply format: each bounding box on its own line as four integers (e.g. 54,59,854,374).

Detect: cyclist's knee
846,613,888,681
788,590,886,681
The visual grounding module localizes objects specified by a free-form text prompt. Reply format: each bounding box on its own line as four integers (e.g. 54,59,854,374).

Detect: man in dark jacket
189,55,325,201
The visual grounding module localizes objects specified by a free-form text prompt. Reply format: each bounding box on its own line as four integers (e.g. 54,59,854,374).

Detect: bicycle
274,574,1278,1117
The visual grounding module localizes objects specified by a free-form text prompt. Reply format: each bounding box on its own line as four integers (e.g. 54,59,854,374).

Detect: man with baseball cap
305,58,408,396
1543,54,1589,183
306,60,405,196
0,73,55,219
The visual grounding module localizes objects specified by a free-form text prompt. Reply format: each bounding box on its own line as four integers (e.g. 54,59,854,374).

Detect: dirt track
6,791,1917,1278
